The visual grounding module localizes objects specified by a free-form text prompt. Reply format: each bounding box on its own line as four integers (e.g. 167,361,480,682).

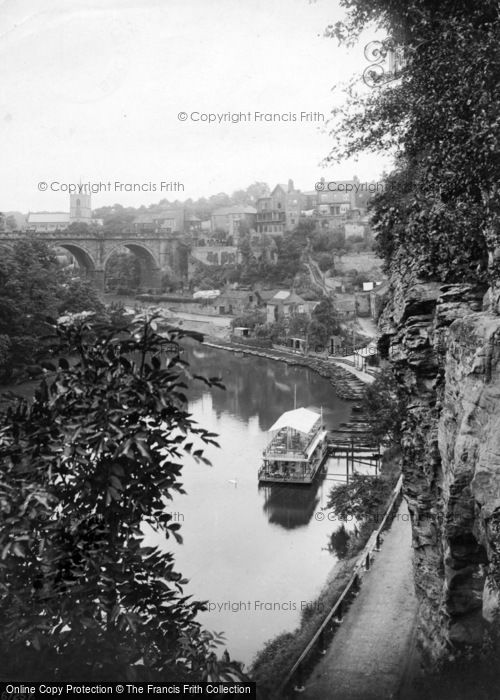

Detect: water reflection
327,524,352,559
259,474,325,529
183,341,349,432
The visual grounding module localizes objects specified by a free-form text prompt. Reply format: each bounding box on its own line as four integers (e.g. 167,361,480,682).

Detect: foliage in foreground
0,239,104,380
0,313,245,681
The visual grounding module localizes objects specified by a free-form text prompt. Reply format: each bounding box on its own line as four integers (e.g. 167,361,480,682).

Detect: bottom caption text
1,683,256,700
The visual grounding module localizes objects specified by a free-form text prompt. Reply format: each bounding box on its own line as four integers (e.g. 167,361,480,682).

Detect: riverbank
250,448,403,698
202,338,369,400
103,296,376,398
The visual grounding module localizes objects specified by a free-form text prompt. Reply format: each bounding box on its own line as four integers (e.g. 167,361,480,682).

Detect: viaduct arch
0,231,183,292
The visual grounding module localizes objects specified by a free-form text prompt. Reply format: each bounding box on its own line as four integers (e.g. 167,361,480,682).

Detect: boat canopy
268,407,320,435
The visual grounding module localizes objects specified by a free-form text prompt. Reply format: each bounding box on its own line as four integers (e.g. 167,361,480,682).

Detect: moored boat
258,407,328,484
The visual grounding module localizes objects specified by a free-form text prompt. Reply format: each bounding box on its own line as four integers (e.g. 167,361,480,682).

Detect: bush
326,472,397,523
0,314,245,682
363,367,407,445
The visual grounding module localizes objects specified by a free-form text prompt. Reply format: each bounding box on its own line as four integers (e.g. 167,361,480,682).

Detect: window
76,199,81,207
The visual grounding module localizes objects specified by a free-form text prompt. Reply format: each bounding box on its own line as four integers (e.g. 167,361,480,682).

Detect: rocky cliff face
379,262,500,663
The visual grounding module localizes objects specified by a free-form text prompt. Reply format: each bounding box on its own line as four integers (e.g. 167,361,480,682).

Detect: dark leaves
0,314,245,682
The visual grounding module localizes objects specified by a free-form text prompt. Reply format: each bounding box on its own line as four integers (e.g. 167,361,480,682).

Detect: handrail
276,474,403,698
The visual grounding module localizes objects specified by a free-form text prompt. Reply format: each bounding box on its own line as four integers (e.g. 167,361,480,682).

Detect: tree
267,317,288,342
363,366,407,445
270,232,307,285
5,215,17,231
0,239,61,377
0,313,245,681
58,278,105,316
317,253,333,272
245,182,270,204
99,206,136,234
238,235,254,268
231,309,266,331
64,222,93,236
288,313,310,338
105,251,141,293
311,232,334,253
307,319,329,349
230,189,248,206
208,193,232,210
326,1,498,285
326,472,394,523
312,298,341,336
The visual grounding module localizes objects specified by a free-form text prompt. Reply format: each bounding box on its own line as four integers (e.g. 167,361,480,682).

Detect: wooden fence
276,474,404,698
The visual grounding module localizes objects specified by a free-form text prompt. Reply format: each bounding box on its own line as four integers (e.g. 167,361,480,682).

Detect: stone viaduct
0,230,186,291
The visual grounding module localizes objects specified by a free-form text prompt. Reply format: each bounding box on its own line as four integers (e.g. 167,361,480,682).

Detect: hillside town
0,176,386,365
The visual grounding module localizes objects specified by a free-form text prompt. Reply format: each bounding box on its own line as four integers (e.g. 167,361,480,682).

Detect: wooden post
293,664,305,693
319,628,327,655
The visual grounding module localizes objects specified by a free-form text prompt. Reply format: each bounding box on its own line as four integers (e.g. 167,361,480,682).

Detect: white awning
268,407,320,435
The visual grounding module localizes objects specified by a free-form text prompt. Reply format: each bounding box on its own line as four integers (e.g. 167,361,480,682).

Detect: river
1,339,359,669
145,341,356,668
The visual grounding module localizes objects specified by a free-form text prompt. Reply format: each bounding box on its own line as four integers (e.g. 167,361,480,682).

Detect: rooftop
258,289,281,301
27,212,70,223
219,289,255,300
269,290,306,305
268,407,320,435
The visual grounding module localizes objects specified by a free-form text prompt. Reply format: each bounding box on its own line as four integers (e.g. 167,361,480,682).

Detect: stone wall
379,261,500,663
190,245,239,266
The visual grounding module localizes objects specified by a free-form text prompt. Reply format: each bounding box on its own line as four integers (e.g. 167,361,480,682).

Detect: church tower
69,192,92,223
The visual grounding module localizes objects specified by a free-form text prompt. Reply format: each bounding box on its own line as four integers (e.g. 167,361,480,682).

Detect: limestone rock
379,269,500,662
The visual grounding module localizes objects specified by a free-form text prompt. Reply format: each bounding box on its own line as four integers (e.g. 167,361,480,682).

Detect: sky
0,0,393,213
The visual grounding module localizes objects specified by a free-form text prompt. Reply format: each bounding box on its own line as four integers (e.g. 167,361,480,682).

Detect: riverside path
301,499,418,700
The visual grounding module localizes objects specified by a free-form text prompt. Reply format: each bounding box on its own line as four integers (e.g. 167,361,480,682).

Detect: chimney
288,179,294,193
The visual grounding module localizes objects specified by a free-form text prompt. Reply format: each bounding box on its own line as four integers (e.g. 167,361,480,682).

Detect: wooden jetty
327,421,381,475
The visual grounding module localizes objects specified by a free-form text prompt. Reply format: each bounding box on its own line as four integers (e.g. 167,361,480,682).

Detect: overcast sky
0,0,392,212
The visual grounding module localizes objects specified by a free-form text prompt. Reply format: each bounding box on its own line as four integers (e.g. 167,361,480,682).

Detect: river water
145,341,355,668
2,340,357,669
